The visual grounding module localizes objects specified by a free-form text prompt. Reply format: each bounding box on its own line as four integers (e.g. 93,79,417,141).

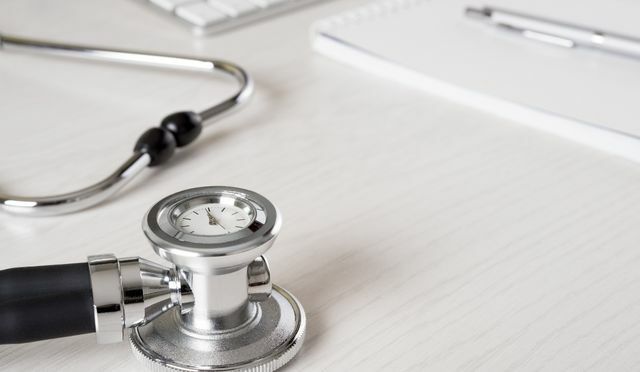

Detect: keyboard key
248,0,288,7
146,0,318,35
150,0,196,12
176,2,227,26
208,0,259,17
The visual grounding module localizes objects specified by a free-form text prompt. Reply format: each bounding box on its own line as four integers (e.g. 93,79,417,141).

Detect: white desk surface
1,1,640,371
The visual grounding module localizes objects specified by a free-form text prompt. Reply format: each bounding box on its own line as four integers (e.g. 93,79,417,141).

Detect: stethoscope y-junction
0,33,253,216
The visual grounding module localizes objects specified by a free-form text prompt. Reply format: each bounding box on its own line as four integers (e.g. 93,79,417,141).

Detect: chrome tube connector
86,253,271,344
87,254,193,344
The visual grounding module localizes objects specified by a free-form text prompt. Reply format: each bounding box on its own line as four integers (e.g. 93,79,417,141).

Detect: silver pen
465,6,640,60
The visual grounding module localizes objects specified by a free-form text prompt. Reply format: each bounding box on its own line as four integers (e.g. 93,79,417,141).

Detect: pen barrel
490,8,640,58
596,34,640,59
491,10,593,41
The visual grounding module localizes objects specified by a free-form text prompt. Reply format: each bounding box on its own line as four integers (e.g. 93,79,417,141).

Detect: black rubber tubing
0,263,95,343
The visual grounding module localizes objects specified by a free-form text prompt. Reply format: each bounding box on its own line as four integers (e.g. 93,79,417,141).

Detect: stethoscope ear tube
0,292,95,344
0,33,253,217
0,263,95,343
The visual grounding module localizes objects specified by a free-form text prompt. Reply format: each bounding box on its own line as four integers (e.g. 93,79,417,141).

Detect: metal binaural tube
0,152,151,216
0,33,253,128
0,33,253,216
198,60,253,124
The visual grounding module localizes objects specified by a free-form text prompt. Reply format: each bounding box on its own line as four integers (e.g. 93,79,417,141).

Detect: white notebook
312,0,640,163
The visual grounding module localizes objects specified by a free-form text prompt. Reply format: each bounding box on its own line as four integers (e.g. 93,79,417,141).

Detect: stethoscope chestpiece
130,186,305,372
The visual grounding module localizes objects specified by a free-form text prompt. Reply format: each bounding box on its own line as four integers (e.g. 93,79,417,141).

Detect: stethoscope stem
0,255,192,344
0,253,272,345
0,33,253,216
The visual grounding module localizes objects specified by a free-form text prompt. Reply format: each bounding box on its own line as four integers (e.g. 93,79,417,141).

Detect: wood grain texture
1,1,640,371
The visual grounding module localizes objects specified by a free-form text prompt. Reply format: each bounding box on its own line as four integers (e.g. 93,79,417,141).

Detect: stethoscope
0,35,305,372
0,33,253,216
0,186,306,372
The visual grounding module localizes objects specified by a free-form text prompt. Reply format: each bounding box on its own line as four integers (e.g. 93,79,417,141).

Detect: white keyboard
146,0,323,35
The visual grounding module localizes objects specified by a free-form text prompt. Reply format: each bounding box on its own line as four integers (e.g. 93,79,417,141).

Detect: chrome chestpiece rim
144,186,280,259
132,186,305,372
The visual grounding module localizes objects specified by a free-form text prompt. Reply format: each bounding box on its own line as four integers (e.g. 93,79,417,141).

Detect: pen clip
522,30,575,48
496,23,575,49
